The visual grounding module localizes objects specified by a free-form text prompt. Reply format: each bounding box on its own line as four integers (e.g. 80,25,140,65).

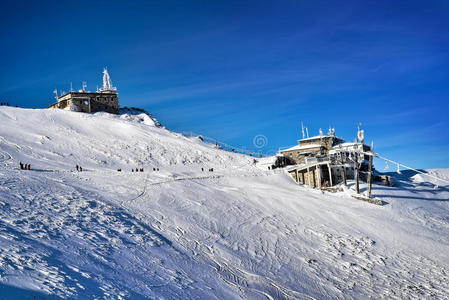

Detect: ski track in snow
0,107,449,299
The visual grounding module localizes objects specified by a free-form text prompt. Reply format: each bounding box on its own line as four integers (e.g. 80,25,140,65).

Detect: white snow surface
0,107,448,299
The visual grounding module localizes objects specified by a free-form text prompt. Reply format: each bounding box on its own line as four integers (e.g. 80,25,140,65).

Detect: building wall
299,138,337,150
90,93,119,114
50,92,119,114
331,165,351,185
282,150,302,164
281,146,323,164
289,165,321,188
282,137,343,164
289,164,358,188
69,98,90,112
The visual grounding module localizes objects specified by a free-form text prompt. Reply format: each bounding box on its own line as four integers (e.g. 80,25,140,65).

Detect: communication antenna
301,121,305,139
70,82,73,92
100,67,117,91
357,122,364,144
82,81,87,91
305,127,309,138
319,128,323,137
53,89,58,101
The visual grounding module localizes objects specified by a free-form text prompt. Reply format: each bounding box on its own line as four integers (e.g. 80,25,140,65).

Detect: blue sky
1,1,448,169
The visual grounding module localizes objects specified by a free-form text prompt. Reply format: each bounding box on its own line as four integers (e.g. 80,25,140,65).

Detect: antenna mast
53,89,58,101
357,122,364,144
99,67,117,92
301,121,305,139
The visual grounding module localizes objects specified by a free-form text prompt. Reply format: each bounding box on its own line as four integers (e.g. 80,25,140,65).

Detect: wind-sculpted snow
0,107,448,299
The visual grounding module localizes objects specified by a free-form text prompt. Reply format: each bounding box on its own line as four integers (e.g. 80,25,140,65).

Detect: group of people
19,162,31,170
19,162,218,174
123,168,161,172
0,102,9,106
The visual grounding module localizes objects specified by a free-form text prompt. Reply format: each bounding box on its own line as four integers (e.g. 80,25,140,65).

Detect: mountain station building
280,128,372,188
47,68,119,114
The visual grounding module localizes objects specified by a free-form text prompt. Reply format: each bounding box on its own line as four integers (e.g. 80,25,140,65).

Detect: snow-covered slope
1,107,448,299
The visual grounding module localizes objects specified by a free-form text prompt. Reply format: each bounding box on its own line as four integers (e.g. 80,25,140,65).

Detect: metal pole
307,167,311,187
340,154,347,187
354,152,360,194
368,154,373,198
317,165,322,188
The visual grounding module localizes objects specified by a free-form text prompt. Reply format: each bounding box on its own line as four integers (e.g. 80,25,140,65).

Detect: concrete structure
281,128,373,188
47,68,119,114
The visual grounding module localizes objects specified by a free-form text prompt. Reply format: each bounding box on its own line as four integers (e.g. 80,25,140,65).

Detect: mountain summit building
47,68,119,114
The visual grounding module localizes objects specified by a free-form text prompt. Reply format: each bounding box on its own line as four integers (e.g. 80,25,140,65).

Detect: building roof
330,142,371,152
333,142,359,148
298,135,344,143
58,90,117,100
280,143,323,152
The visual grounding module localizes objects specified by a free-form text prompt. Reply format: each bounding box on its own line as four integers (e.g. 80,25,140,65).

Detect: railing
180,131,266,158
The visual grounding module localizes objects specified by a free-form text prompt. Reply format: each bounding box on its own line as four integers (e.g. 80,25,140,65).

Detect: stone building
281,128,372,188
280,129,344,165
47,68,119,114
